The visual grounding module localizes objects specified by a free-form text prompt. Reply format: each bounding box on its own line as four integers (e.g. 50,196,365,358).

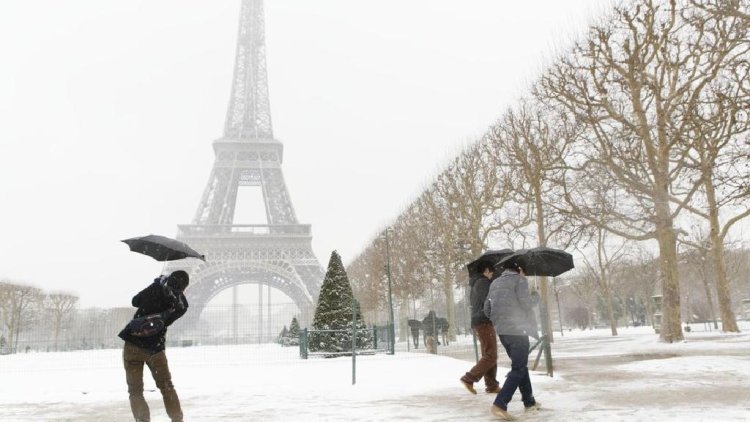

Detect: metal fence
0,297,568,380
298,324,394,359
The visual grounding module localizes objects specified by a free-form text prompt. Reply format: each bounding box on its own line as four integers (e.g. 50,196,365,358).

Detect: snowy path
2,324,749,421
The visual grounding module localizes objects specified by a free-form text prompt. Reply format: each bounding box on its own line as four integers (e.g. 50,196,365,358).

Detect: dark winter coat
483,269,539,338
408,319,422,336
118,278,188,353
436,317,449,333
422,311,438,336
469,274,493,328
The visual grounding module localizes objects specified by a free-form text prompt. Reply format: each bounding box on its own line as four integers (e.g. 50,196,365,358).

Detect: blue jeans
494,335,535,410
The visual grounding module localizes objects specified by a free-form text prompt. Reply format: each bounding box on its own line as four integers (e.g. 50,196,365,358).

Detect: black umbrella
122,234,205,262
495,246,573,277
466,249,514,277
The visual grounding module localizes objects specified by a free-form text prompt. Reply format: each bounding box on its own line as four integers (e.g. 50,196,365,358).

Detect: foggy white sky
0,0,612,308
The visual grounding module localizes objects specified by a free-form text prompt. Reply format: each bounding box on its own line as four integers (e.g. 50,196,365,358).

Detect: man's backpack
125,313,165,338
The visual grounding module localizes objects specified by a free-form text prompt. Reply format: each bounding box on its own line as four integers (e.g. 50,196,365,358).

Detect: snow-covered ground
2,322,749,421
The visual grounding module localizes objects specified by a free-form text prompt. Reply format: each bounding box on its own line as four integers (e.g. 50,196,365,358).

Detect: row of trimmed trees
0,280,79,353
347,0,750,343
1,251,372,356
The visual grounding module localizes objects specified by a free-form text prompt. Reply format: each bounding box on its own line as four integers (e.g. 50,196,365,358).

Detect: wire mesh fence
298,325,394,359
0,303,485,378
0,303,307,370
1,304,440,372
3,295,710,382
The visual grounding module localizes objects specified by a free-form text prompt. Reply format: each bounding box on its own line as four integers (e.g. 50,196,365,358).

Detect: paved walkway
3,327,750,421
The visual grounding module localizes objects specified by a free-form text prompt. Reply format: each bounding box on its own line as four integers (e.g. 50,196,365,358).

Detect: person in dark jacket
408,319,422,348
118,270,189,422
484,261,540,420
460,260,500,394
437,317,450,346
422,310,439,353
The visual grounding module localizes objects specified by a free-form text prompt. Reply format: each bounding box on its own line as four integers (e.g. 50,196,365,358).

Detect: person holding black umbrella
459,260,500,395
422,310,439,353
484,260,541,420
118,270,190,422
407,319,422,348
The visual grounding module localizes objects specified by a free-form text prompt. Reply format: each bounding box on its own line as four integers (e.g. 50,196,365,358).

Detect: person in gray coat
483,260,540,420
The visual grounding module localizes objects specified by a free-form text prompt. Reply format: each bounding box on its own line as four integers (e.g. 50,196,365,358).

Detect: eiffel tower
169,0,324,335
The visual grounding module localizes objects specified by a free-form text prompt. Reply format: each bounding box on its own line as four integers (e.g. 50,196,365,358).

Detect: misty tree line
0,280,133,354
347,0,750,343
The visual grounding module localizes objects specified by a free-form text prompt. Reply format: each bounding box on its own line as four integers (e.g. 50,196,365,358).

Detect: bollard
299,328,308,359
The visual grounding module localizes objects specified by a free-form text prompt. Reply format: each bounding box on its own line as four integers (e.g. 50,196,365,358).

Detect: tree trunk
6,315,16,354
605,286,618,336
554,284,564,336
54,319,61,352
397,299,409,342
705,179,740,332
655,221,684,342
699,254,719,330
644,297,653,327
444,277,457,342
533,187,554,342
14,310,21,352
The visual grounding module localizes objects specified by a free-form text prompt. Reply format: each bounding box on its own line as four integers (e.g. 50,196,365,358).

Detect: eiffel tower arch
168,0,324,335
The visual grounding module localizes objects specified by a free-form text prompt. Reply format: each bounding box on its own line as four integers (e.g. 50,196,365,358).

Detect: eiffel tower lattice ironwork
168,0,324,333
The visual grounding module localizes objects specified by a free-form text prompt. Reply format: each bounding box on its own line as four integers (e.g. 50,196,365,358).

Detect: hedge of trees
347,0,750,343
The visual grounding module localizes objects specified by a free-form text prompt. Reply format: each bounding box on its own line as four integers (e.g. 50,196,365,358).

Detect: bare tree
435,143,512,257
577,228,632,336
0,280,43,353
348,236,388,321
424,144,516,339
680,47,750,331
565,274,600,329
486,100,581,341
418,185,464,341
45,292,79,351
538,0,747,342
692,0,750,22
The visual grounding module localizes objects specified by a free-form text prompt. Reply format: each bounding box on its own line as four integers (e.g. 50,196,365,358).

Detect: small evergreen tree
278,325,289,345
309,251,371,354
286,316,300,346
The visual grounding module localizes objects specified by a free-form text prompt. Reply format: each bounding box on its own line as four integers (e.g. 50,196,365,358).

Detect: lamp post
385,227,395,355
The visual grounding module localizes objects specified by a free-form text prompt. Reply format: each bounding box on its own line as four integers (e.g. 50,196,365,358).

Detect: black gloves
161,282,185,311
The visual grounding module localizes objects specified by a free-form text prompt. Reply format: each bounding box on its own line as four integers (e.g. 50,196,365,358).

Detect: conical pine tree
278,325,289,344
288,316,300,340
309,251,371,353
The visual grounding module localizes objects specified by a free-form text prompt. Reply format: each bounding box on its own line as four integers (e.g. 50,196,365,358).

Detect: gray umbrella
466,249,514,277
122,234,205,262
495,246,573,277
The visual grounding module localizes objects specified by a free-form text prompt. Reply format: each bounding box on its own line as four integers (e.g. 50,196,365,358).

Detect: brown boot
459,375,477,394
490,405,516,420
485,385,501,394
